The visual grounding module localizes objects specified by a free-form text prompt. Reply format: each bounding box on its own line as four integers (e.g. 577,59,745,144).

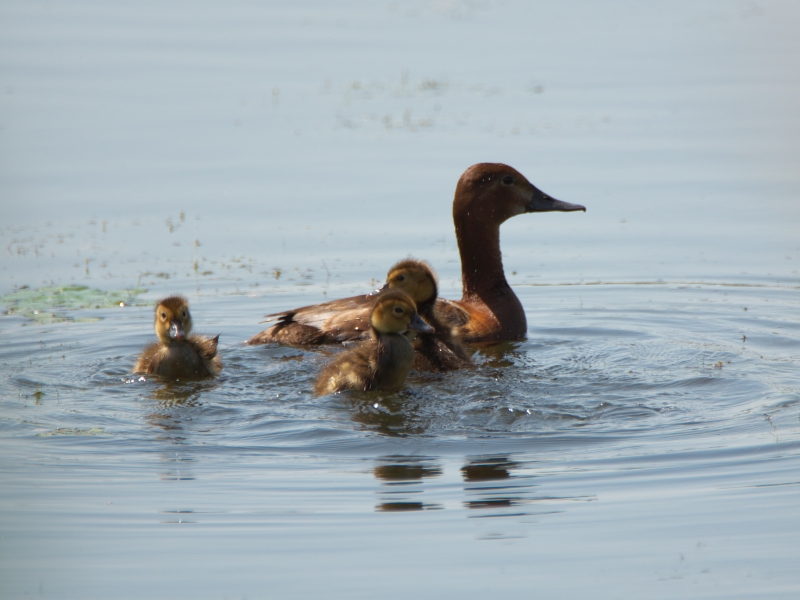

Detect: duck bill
526,187,586,213
366,282,390,298
169,320,185,341
408,314,435,334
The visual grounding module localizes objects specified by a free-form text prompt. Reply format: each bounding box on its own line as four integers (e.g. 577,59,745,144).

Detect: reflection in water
143,379,215,435
462,455,597,525
158,510,196,524
374,456,443,512
472,341,525,368
157,453,196,482
348,392,427,436
141,380,217,483
461,455,537,517
461,456,519,481
146,380,212,406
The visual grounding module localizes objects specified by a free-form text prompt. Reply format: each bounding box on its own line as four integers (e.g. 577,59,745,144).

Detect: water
2,1,800,598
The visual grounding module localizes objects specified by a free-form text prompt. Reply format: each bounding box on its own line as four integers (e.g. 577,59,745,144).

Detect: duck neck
455,217,510,299
455,215,526,335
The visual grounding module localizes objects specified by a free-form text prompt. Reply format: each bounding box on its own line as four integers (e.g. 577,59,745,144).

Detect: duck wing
248,294,373,345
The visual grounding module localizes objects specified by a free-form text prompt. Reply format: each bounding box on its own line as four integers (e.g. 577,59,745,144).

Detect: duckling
248,163,585,347
133,295,221,380
371,259,472,372
314,290,433,395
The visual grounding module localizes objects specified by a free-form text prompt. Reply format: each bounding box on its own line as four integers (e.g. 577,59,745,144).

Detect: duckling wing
314,342,379,394
433,298,471,328
190,334,218,357
249,294,372,345
133,342,161,374
186,334,221,376
412,334,473,372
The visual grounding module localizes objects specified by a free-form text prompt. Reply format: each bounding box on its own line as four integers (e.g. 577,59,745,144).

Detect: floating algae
0,285,146,324
37,427,109,437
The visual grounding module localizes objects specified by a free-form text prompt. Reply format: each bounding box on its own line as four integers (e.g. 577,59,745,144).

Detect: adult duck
134,295,221,380
314,290,433,395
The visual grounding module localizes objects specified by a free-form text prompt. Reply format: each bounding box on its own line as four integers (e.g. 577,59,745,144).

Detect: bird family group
133,163,586,395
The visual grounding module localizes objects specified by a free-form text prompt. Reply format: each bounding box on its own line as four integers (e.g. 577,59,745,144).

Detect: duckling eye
160,312,167,319
502,175,514,185
396,275,405,282
393,306,404,314
182,311,187,318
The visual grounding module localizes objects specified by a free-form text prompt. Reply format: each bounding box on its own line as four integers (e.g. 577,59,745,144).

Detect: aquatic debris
0,284,147,324
37,427,109,437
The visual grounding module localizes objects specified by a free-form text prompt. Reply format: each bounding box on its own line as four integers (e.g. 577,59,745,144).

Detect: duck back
248,294,372,345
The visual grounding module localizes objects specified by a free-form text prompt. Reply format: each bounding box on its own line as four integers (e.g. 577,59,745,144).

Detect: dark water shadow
374,455,444,512
461,454,596,524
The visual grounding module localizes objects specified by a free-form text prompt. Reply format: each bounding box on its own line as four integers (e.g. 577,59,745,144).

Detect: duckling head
453,163,585,227
370,290,435,336
153,295,193,343
374,259,438,308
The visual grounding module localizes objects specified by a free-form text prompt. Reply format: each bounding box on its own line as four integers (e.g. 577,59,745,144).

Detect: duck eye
502,175,514,185
393,306,404,314
182,311,187,318
160,312,166,319
396,275,405,282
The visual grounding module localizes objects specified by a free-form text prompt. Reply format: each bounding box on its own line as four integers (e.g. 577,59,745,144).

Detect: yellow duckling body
314,290,433,395
134,295,221,380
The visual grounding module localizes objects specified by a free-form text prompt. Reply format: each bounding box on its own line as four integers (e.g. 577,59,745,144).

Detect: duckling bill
314,290,433,395
134,295,221,380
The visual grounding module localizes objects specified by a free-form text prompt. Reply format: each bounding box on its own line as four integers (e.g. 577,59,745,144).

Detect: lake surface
1,1,799,598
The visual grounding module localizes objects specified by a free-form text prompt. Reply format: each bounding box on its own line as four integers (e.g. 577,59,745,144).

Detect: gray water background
1,1,799,598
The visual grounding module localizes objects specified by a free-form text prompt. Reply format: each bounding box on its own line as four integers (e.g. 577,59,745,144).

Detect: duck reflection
473,341,525,369
142,380,218,452
156,452,196,483
147,381,207,406
347,392,427,436
374,455,443,512
461,455,538,516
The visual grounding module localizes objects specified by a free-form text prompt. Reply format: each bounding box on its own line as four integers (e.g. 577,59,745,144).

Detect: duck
249,162,584,347
314,290,433,395
133,295,221,380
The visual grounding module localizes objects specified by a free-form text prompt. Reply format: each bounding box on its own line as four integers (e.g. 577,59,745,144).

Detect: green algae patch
38,427,110,437
0,285,147,324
